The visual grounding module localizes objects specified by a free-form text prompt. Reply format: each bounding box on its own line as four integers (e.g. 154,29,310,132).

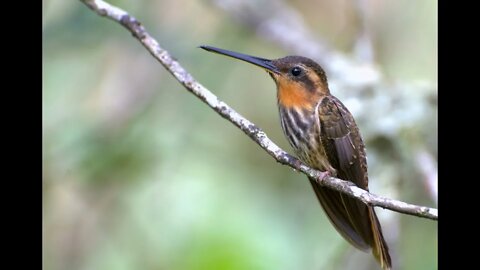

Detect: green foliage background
43,0,437,269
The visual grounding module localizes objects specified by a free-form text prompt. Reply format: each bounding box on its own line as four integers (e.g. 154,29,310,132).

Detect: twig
79,0,438,221
415,150,438,205
211,0,381,87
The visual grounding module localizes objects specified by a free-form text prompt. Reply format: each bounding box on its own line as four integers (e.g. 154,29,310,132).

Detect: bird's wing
317,95,368,189
308,95,373,251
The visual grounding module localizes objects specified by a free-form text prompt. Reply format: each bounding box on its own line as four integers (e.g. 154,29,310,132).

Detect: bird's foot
316,171,331,183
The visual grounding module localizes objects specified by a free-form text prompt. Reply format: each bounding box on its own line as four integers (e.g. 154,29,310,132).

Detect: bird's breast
279,105,333,172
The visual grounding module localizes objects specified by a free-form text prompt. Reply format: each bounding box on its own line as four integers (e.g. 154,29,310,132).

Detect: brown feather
313,96,391,269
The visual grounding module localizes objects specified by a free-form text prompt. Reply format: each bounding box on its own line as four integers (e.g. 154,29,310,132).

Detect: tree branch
211,0,380,87
79,0,438,221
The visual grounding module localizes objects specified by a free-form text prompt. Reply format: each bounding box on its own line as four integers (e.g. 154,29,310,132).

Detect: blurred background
43,0,437,269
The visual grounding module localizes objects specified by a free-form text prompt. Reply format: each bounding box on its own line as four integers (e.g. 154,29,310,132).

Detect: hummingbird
200,45,391,269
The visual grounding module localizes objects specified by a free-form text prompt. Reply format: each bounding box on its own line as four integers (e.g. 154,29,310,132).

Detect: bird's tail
369,208,392,270
308,177,391,269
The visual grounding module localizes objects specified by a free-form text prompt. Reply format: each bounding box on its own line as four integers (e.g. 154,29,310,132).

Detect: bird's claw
317,171,331,183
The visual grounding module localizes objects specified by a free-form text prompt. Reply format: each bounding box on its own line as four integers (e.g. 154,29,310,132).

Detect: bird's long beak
200,45,280,74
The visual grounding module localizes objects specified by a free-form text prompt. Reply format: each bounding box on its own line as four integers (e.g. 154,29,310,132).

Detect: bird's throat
276,79,317,111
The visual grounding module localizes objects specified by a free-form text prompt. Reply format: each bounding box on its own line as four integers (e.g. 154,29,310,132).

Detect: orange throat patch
276,78,315,110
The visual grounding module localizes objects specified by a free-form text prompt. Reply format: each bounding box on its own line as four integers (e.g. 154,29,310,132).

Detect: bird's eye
290,66,302,77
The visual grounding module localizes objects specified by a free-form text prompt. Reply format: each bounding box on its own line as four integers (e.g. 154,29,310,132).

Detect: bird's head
200,45,330,111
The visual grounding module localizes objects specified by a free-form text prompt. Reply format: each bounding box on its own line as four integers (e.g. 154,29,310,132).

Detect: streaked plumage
201,46,391,270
